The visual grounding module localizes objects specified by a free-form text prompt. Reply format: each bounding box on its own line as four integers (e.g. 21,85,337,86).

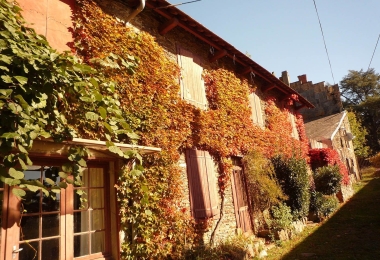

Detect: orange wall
18,0,75,52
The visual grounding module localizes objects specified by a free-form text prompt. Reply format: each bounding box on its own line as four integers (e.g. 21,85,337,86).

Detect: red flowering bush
309,148,350,185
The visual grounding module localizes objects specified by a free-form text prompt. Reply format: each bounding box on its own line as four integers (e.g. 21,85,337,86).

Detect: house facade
2,0,315,259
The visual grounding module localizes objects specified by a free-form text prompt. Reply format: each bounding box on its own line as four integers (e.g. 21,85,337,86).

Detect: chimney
298,74,307,84
280,71,290,86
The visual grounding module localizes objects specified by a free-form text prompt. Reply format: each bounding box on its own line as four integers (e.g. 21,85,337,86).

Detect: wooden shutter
178,48,207,109
249,92,264,127
289,110,299,140
185,150,219,219
231,166,252,233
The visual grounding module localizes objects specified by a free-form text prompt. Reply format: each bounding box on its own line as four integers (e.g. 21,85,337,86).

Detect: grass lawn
265,167,380,260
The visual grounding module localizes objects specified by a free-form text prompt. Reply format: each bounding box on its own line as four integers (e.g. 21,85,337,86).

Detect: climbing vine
0,1,139,198
71,0,311,257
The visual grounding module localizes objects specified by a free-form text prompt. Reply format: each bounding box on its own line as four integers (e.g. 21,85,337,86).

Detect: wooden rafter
159,17,179,35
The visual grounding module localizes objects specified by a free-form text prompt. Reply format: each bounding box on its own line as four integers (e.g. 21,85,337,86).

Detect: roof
126,0,314,109
304,111,347,142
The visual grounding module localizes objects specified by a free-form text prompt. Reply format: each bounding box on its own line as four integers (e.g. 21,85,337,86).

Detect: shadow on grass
281,172,380,260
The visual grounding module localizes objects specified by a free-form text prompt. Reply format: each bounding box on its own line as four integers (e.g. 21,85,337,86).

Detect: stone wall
290,76,343,122
178,153,238,244
331,116,361,183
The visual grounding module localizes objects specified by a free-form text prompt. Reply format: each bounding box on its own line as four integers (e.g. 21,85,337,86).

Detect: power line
156,0,202,9
313,0,336,84
367,34,380,71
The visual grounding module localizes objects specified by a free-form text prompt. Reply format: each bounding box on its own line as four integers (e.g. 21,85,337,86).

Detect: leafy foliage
314,192,339,219
73,0,196,257
272,156,311,220
268,203,293,232
314,165,342,195
0,0,138,197
185,233,258,260
340,69,380,153
347,111,370,158
242,150,286,212
309,148,350,185
369,152,380,168
72,0,311,257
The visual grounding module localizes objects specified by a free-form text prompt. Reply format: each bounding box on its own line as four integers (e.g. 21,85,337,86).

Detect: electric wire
313,0,336,84
156,0,201,9
367,34,380,71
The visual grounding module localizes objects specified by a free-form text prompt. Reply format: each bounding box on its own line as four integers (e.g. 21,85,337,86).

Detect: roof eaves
143,0,314,108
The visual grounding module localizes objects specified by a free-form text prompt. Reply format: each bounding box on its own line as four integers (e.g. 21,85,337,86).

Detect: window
177,47,207,109
249,92,264,127
231,166,252,233
185,150,219,219
2,161,111,260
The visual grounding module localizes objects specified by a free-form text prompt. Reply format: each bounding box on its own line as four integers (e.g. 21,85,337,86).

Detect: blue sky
176,0,380,86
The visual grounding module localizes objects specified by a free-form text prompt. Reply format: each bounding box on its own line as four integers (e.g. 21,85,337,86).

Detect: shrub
314,192,339,218
184,234,257,260
268,203,293,232
271,156,311,220
309,148,350,185
369,152,380,168
314,165,342,195
243,151,287,212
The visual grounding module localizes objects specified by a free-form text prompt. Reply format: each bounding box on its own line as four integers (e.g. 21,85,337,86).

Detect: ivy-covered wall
68,0,311,256
0,0,311,258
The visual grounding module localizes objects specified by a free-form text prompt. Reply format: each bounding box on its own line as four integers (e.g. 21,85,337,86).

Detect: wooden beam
263,85,276,93
280,94,293,102
295,104,306,111
240,66,252,75
159,18,179,35
209,49,227,62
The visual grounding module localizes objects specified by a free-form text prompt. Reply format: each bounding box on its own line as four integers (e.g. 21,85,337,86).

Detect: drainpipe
125,0,146,24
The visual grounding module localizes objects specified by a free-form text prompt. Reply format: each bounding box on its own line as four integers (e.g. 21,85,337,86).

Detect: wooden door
231,166,252,233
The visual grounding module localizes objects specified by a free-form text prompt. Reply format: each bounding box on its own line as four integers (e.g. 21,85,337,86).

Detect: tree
340,69,380,153
340,69,380,104
347,111,370,158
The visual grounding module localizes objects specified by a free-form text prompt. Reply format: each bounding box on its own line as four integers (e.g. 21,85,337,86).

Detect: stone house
287,73,360,183
2,0,315,259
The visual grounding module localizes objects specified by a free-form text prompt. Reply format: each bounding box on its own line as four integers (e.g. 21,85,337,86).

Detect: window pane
91,209,104,230
91,231,105,254
24,166,42,181
43,167,60,186
74,189,88,210
74,211,89,233
22,190,40,214
42,214,60,237
20,215,39,240
42,192,60,212
90,188,104,208
78,169,89,188
74,234,89,257
19,241,39,260
89,168,104,187
42,238,60,260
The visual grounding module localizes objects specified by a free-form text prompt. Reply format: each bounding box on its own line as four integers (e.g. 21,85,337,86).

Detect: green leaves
85,112,99,121
9,168,24,179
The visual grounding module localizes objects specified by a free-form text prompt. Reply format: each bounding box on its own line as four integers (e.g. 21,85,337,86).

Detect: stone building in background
280,71,360,184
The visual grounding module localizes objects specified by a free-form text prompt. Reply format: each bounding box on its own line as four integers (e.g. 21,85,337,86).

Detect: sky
176,0,380,86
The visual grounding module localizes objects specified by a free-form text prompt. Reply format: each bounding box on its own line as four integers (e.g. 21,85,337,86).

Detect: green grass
265,167,380,260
